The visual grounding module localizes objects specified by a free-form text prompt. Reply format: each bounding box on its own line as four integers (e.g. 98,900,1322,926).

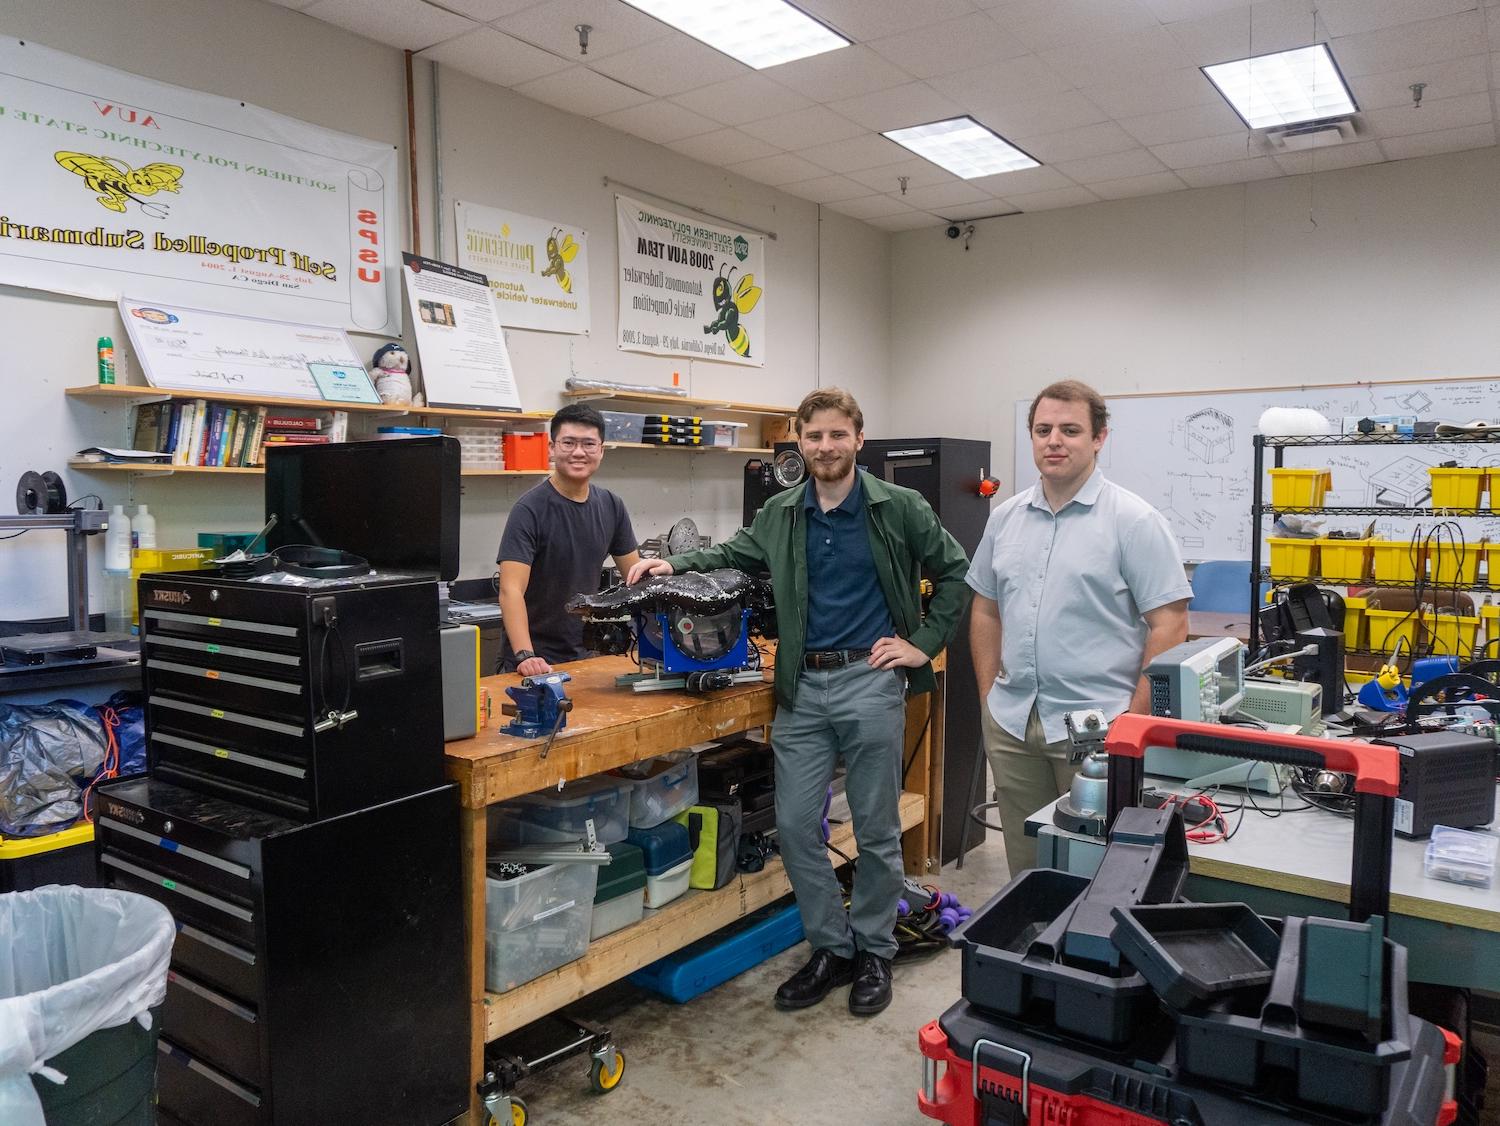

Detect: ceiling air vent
1265,117,1358,151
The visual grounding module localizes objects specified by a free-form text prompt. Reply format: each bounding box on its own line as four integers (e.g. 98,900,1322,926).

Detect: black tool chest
96,776,466,1126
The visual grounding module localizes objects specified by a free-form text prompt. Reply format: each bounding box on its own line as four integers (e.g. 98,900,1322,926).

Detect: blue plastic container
629,902,804,1003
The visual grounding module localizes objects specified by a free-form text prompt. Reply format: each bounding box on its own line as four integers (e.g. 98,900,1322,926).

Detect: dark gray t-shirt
497,480,636,666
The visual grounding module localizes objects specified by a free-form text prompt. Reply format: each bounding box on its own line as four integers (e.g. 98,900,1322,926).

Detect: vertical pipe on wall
405,50,421,257
432,61,444,260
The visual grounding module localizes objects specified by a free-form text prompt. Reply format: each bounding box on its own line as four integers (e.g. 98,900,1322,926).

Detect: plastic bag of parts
96,691,147,777
568,568,776,638
0,700,107,837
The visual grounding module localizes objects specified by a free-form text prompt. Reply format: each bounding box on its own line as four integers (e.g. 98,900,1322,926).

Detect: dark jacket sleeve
905,499,972,659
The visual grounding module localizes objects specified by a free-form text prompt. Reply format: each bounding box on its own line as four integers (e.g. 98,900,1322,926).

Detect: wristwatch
513,649,537,662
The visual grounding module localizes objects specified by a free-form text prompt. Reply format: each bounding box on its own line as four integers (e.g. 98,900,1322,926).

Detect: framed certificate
307,362,381,404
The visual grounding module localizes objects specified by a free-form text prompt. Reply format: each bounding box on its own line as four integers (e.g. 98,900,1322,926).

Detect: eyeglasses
554,437,602,453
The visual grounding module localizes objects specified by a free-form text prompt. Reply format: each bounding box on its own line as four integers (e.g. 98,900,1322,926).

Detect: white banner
455,200,589,335
0,37,400,333
615,194,765,367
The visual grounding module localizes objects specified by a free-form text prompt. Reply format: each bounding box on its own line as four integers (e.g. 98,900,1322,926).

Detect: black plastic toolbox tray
1110,902,1281,1009
1174,917,1413,1116
950,868,1157,1045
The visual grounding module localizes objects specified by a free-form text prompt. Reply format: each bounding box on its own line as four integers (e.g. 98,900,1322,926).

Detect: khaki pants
980,704,1076,877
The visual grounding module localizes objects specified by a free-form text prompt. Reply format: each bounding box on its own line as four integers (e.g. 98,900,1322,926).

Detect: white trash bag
0,885,174,1126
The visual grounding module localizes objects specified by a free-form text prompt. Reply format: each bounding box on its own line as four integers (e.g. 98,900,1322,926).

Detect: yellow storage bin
1369,539,1424,583
1484,542,1500,584
1342,595,1367,650
130,546,214,624
1267,536,1317,579
1317,538,1370,584
1428,541,1480,587
1427,466,1486,509
1482,603,1499,653
1269,467,1332,507
1424,612,1481,658
1365,608,1417,653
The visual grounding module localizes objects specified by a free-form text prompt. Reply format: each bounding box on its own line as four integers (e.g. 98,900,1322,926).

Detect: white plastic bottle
132,504,157,549
103,505,133,633
105,505,132,571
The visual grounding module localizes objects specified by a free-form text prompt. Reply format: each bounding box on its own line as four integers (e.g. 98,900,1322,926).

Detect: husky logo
151,588,193,606
103,801,145,825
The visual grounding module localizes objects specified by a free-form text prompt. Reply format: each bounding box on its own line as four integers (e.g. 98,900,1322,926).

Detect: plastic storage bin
484,861,598,993
1365,608,1416,652
626,822,693,909
601,411,646,443
0,823,98,893
628,901,804,1003
1266,537,1317,579
1109,903,1280,1010
1424,825,1498,888
448,425,505,470
1429,541,1480,586
1428,466,1486,509
491,775,631,846
130,546,214,624
1315,538,1369,584
1486,544,1500,584
618,752,699,828
1268,468,1331,507
501,432,549,471
1342,595,1367,649
1483,603,1500,650
1369,538,1424,583
591,841,646,940
1424,611,1480,658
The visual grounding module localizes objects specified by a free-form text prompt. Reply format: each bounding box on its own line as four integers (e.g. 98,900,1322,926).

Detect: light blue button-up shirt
966,468,1191,744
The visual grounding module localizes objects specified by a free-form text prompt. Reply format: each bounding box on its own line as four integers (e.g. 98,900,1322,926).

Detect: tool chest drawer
163,967,263,1085
172,922,261,1002
157,1038,264,1126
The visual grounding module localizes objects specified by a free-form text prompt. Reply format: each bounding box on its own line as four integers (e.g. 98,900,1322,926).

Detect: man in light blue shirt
967,380,1190,874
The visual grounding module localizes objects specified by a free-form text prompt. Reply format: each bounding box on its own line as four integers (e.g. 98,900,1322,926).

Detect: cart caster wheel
484,1096,527,1126
590,1049,625,1094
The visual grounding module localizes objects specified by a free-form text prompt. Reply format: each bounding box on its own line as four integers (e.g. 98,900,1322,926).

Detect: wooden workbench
443,654,942,1122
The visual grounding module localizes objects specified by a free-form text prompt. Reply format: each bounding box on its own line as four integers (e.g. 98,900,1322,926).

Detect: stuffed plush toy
371,343,413,405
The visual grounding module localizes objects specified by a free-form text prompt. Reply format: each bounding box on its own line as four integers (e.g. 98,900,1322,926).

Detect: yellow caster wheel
485,1096,527,1126
589,1049,625,1094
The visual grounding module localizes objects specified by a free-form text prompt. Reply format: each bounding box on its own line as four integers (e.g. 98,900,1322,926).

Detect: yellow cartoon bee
541,227,579,294
703,264,762,357
55,152,184,218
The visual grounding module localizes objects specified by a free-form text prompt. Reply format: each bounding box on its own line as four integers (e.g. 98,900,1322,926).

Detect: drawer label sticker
206,643,221,654
210,708,225,719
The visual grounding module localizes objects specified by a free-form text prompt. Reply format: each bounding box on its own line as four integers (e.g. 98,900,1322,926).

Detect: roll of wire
16,469,68,515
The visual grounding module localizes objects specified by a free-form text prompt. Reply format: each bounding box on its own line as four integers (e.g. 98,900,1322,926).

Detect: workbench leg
463,803,488,1126
902,666,945,876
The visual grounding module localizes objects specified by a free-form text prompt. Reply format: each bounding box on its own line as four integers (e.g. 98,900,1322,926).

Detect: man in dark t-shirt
496,404,640,675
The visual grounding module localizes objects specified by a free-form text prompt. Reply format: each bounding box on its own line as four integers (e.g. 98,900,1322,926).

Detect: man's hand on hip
869,635,928,670
627,559,673,584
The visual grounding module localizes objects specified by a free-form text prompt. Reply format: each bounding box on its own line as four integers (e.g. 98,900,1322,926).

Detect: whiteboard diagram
1014,378,1500,561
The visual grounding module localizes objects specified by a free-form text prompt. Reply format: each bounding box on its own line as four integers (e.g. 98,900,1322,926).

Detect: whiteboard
120,297,364,400
1014,378,1500,562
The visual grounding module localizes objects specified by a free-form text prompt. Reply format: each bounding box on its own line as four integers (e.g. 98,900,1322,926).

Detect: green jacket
667,472,972,710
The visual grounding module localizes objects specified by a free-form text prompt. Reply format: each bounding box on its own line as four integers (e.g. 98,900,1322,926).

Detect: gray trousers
771,661,907,961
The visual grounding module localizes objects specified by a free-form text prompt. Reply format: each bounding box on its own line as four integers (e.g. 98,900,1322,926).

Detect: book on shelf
265,413,323,431
127,399,348,469
262,433,333,445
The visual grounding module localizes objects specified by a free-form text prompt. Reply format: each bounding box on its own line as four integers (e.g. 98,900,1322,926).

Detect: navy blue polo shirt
803,472,893,651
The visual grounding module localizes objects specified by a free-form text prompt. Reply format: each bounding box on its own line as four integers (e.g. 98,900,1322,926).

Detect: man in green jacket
628,388,970,1016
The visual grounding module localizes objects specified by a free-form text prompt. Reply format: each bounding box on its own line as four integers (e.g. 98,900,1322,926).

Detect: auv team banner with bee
615,194,765,368
0,37,400,333
455,200,590,335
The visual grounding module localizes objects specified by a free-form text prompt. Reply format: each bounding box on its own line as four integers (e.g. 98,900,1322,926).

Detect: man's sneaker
773,949,854,1010
848,951,893,1016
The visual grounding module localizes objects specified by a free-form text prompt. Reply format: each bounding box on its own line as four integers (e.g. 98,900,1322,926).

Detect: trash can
0,885,174,1126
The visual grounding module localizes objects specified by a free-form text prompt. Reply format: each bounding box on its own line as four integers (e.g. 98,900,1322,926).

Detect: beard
808,449,855,481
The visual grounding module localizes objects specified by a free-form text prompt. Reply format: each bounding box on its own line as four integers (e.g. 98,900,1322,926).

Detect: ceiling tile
1089,169,1190,198
845,158,959,193
1365,91,1493,139
1150,130,1257,167
1333,10,1487,78
513,66,655,117
1166,1,1325,67
796,132,913,173
865,210,947,231
867,13,1032,79
825,194,918,219
779,174,873,203
896,181,993,210
739,106,867,148
308,0,476,50
983,91,1111,138
1346,53,1490,112
999,184,1101,210
263,0,320,9
669,74,813,126
1315,0,1477,39
722,151,831,186
493,0,669,61
1175,155,1282,186
1119,100,1246,146
1083,66,1222,118
1056,146,1168,181
828,83,965,132
1270,139,1385,174
927,55,1075,107
1013,120,1138,162
419,26,572,84
594,100,720,144
762,46,915,102
1378,121,1498,160
1041,27,1197,87
589,35,752,97
795,0,982,40
433,0,537,18
966,164,1078,194
665,127,783,164
993,0,1160,53
1138,0,1252,23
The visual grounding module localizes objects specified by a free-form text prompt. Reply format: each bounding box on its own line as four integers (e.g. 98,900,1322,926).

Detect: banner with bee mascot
615,194,766,369
454,200,589,335
0,36,399,333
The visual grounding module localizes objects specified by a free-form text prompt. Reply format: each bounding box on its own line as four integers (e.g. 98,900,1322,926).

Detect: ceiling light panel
619,0,849,70
1202,44,1357,130
881,117,1039,179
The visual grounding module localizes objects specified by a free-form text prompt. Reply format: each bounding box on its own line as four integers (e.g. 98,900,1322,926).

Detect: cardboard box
761,415,796,446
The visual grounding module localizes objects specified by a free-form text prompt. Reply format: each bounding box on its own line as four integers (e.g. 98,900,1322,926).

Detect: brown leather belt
803,648,872,669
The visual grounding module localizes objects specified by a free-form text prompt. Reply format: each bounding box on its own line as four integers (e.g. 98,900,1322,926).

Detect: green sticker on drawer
162,878,177,890
210,708,225,719
206,643,221,654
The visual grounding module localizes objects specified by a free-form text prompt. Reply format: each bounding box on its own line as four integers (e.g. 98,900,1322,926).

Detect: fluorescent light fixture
1203,44,1356,130
619,0,849,70
881,117,1039,180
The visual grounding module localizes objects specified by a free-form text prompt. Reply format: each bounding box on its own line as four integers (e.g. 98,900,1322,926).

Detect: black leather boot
848,951,893,1016
773,949,854,1010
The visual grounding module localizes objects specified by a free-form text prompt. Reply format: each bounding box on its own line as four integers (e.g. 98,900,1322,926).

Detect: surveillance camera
945,224,962,239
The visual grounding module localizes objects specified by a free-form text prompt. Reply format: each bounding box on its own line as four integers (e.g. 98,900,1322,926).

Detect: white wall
887,145,1500,497
1,0,892,621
